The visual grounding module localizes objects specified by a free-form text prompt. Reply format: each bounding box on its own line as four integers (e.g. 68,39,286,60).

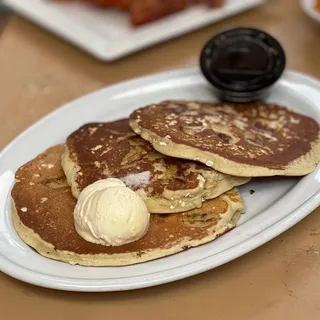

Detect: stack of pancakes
12,101,320,266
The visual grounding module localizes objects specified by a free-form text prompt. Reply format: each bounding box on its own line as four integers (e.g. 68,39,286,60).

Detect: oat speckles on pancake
62,119,250,213
130,100,320,177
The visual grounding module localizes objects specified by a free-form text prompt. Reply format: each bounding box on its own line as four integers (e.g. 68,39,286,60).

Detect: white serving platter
3,0,264,61
0,68,320,292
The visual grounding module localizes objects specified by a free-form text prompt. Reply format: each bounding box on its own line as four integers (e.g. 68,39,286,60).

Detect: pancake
130,100,320,177
62,119,249,213
11,145,244,266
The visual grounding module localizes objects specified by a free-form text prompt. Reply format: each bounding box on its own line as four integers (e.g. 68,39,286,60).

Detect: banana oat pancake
130,101,320,177
62,119,249,213
11,145,244,266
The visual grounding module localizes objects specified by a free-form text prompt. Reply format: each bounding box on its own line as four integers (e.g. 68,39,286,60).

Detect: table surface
1,0,320,319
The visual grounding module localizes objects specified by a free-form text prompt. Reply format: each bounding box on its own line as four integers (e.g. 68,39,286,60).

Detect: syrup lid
200,27,286,103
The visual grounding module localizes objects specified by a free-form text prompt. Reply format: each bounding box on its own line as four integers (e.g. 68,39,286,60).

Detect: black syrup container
200,27,286,103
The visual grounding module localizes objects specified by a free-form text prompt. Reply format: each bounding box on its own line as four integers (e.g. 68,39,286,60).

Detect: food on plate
11,145,244,266
74,178,150,246
12,98,320,267
56,0,225,26
87,0,130,9
316,0,320,12
130,0,189,26
194,0,224,7
61,119,249,213
130,101,320,177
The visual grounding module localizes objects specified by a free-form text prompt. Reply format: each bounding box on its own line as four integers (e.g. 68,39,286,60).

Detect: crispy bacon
54,0,225,25
192,0,223,6
130,0,189,26
130,0,223,26
86,0,130,9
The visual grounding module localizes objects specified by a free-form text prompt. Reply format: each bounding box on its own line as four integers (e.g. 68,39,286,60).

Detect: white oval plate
301,0,320,23
1,68,320,292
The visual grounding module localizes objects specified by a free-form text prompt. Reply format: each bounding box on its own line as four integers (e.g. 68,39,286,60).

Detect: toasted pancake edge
12,193,243,267
62,126,250,213
130,118,320,177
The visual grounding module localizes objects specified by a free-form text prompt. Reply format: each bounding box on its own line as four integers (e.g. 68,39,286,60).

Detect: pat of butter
74,178,149,246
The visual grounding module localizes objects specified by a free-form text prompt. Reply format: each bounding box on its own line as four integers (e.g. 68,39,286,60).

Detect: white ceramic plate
1,68,320,292
301,0,320,23
3,0,264,61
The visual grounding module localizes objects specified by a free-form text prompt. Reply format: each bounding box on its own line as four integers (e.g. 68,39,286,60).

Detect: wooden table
1,0,320,319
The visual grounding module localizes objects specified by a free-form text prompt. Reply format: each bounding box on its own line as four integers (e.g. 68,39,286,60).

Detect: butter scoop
74,178,150,247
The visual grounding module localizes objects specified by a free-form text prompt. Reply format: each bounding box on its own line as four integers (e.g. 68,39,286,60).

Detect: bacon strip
54,0,224,25
130,0,189,26
130,0,224,25
85,0,130,9
195,0,224,7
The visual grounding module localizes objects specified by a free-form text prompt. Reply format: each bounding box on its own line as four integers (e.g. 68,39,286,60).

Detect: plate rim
1,68,320,292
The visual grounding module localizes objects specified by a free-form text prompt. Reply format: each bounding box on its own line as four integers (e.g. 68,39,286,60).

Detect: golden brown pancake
130,100,320,177
62,119,249,213
11,145,244,266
